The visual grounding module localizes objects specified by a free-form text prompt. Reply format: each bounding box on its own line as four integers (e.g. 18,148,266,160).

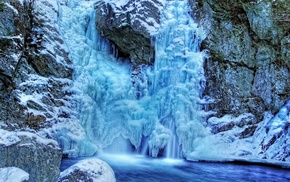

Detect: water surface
61,155,290,182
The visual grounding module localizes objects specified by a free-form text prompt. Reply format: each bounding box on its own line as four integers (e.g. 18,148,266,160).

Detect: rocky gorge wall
0,0,74,181
189,0,290,161
0,0,73,130
190,0,290,119
96,0,290,121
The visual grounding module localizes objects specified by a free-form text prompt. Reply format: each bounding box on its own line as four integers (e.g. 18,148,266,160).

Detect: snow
0,167,29,182
4,3,19,15
103,0,130,7
59,158,116,182
0,129,21,146
266,100,290,135
0,129,59,147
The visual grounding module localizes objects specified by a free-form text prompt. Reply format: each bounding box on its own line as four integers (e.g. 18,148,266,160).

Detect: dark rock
191,0,290,120
95,0,164,67
239,125,258,139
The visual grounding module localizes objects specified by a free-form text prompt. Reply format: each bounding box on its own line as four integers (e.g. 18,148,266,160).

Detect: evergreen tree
0,0,5,12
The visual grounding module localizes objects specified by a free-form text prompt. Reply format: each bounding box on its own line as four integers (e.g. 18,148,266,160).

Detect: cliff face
0,0,74,180
0,0,73,130
191,0,290,118
189,0,290,161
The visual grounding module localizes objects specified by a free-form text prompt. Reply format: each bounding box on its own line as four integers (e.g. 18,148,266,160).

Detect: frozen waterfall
58,0,209,158
149,0,208,158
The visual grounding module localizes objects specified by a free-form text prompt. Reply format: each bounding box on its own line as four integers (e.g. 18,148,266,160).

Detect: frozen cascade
57,0,209,158
148,0,209,158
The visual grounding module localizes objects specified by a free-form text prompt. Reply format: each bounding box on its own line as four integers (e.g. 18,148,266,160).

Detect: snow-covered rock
58,158,116,182
207,113,257,136
0,0,74,129
0,129,62,182
95,0,165,67
0,167,29,182
259,101,290,161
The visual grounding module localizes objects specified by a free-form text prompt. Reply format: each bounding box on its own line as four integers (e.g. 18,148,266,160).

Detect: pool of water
61,155,290,182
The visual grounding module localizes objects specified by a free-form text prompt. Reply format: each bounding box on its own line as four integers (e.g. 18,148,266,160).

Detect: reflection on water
61,155,290,182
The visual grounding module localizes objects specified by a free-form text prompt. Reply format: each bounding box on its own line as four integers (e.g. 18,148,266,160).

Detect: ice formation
58,0,208,158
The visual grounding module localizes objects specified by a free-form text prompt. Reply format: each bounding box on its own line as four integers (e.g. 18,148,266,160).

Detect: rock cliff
95,0,164,68
189,0,290,161
190,0,290,119
1,0,289,174
0,0,73,130
0,0,74,180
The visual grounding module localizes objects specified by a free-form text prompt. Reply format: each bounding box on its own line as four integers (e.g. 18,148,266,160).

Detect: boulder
95,0,164,67
0,129,62,182
58,158,116,182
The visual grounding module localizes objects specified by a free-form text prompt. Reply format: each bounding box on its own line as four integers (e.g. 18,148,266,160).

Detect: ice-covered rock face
0,129,62,182
95,0,165,67
0,0,74,129
58,158,116,182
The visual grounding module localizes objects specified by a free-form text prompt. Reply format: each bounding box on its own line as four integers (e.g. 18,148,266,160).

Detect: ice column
147,0,208,158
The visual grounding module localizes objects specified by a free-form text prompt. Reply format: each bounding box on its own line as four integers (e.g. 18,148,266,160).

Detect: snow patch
0,129,58,148
59,158,116,182
0,167,29,182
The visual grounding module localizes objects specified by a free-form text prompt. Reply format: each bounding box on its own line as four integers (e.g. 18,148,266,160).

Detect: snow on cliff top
0,129,59,147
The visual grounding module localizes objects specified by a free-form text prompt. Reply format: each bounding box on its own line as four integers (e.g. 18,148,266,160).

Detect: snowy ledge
0,129,59,148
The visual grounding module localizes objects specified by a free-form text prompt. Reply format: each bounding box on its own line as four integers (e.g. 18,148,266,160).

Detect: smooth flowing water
61,155,290,182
